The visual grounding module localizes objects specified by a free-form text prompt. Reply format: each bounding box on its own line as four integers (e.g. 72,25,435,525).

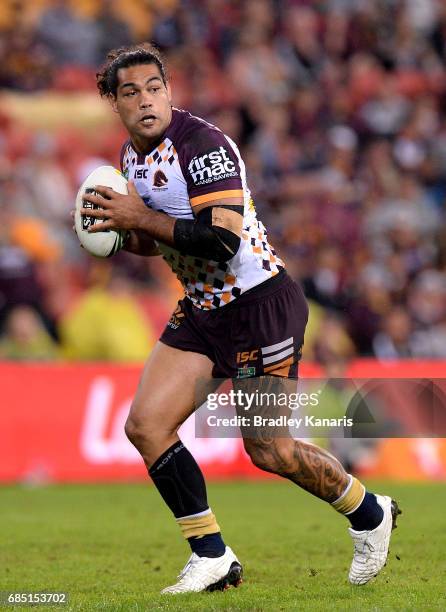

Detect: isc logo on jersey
135,168,148,179
188,146,238,185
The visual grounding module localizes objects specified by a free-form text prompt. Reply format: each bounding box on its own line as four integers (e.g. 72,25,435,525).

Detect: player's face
111,63,172,152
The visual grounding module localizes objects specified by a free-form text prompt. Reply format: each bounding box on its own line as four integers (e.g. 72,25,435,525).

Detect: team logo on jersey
153,170,168,188
188,146,238,186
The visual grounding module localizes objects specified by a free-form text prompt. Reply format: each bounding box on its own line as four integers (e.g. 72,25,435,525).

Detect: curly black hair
96,43,167,97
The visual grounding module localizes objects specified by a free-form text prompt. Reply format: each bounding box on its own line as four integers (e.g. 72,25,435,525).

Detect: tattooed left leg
242,423,385,531
243,436,349,502
236,376,382,526
237,377,395,585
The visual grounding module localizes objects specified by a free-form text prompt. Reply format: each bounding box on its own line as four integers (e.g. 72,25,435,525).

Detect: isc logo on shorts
237,349,259,363
188,146,238,185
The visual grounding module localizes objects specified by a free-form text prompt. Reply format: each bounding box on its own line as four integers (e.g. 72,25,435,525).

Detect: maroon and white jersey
121,108,284,309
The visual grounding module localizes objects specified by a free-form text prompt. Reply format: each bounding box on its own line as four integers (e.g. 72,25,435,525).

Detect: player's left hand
81,181,150,232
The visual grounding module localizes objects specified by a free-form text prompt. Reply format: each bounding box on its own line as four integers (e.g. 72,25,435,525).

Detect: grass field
1,480,445,611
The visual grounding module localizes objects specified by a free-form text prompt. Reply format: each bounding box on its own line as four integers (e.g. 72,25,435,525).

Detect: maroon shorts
160,270,309,379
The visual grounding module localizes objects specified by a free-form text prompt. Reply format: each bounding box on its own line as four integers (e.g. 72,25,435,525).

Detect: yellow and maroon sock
332,475,383,531
176,509,225,557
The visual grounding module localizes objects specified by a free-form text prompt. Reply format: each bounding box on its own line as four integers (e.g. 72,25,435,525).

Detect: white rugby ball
75,165,129,257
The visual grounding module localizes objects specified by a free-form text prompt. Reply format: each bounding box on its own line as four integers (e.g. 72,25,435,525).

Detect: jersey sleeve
179,126,243,208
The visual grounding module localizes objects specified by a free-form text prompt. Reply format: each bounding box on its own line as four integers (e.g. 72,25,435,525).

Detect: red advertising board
1,361,446,482
0,363,261,482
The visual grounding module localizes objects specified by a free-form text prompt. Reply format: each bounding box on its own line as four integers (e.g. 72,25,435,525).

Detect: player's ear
109,94,118,113
166,81,172,104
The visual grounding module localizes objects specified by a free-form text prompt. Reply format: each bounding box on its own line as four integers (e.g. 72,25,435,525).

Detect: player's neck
131,135,157,155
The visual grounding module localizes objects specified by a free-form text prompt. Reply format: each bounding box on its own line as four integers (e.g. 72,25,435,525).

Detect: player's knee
124,414,157,451
125,406,176,454
244,438,295,475
124,416,143,447
243,439,276,473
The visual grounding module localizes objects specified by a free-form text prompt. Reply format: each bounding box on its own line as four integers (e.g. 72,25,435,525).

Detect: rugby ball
75,165,129,257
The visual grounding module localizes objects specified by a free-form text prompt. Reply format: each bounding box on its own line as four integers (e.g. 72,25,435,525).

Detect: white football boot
348,495,401,585
161,546,243,594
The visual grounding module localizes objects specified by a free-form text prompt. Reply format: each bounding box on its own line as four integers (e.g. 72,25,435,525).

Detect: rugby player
81,43,401,594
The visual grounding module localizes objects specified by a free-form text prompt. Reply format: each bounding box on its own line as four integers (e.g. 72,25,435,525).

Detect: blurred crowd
1,0,446,364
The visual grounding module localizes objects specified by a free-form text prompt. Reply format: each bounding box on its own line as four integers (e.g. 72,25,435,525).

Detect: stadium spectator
0,1,52,91
373,306,415,360
36,0,99,68
0,304,59,360
94,0,133,65
59,266,157,362
0,192,55,333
